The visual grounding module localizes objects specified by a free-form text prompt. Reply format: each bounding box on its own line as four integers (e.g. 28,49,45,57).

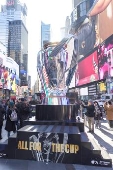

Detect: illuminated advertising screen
89,0,112,17
98,35,113,80
73,0,113,58
75,50,99,86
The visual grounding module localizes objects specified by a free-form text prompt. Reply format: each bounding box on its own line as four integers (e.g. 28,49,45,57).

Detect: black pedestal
2,103,112,168
36,105,76,121
16,125,81,164
24,117,84,132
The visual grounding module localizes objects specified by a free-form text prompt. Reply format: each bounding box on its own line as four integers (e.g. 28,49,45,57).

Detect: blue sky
0,0,72,85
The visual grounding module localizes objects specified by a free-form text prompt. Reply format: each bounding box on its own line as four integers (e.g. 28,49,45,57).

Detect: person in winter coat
0,105,5,139
5,105,16,138
82,99,95,133
104,101,113,130
94,101,102,129
16,99,30,128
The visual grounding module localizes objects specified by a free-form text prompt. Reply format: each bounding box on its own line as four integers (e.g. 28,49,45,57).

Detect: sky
0,0,72,86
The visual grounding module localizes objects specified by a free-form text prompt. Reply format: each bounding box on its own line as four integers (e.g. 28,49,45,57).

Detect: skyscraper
0,14,9,49
41,22,51,48
60,16,70,39
0,0,28,86
72,0,82,9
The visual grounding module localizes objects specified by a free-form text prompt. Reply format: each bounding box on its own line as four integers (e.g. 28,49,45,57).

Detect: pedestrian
81,99,95,133
0,104,5,140
80,100,87,119
104,101,113,130
5,103,16,138
75,100,80,116
4,99,9,120
94,101,102,129
16,98,30,128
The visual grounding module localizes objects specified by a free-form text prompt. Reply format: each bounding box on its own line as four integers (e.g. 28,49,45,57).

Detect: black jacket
5,108,16,132
0,105,5,126
82,104,95,117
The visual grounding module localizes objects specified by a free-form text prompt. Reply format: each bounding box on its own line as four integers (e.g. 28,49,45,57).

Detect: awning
50,35,73,57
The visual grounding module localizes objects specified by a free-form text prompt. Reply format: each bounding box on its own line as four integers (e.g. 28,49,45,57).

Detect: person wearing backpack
5,104,16,138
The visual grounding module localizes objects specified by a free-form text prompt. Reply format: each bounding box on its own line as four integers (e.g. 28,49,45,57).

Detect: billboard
89,0,112,17
20,54,28,86
0,56,19,89
90,0,113,43
98,35,113,80
5,57,19,77
75,50,99,86
74,0,113,58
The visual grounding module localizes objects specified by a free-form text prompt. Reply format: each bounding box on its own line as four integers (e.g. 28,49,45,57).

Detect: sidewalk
86,118,113,164
0,118,113,170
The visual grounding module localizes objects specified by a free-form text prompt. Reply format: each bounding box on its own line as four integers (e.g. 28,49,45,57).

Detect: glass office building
41,22,51,48
0,0,28,86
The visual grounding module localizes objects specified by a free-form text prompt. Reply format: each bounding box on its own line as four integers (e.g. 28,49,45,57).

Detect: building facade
8,20,28,86
72,0,82,9
41,22,51,48
0,14,9,50
60,16,70,39
60,27,65,39
0,0,28,86
65,16,70,36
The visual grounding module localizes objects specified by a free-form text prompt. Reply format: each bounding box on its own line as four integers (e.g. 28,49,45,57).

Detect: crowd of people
80,99,113,133
0,98,31,139
0,97,113,140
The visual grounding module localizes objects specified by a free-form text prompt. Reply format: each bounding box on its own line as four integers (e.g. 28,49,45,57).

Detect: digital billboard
73,0,113,58
89,0,112,17
98,35,113,80
75,50,99,86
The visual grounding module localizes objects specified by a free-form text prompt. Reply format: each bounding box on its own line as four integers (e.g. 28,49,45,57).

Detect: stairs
6,133,17,159
0,139,8,159
81,132,112,167
0,109,111,168
5,122,112,167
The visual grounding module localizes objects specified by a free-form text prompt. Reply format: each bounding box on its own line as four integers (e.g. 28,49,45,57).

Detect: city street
0,0,113,169
0,118,112,170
